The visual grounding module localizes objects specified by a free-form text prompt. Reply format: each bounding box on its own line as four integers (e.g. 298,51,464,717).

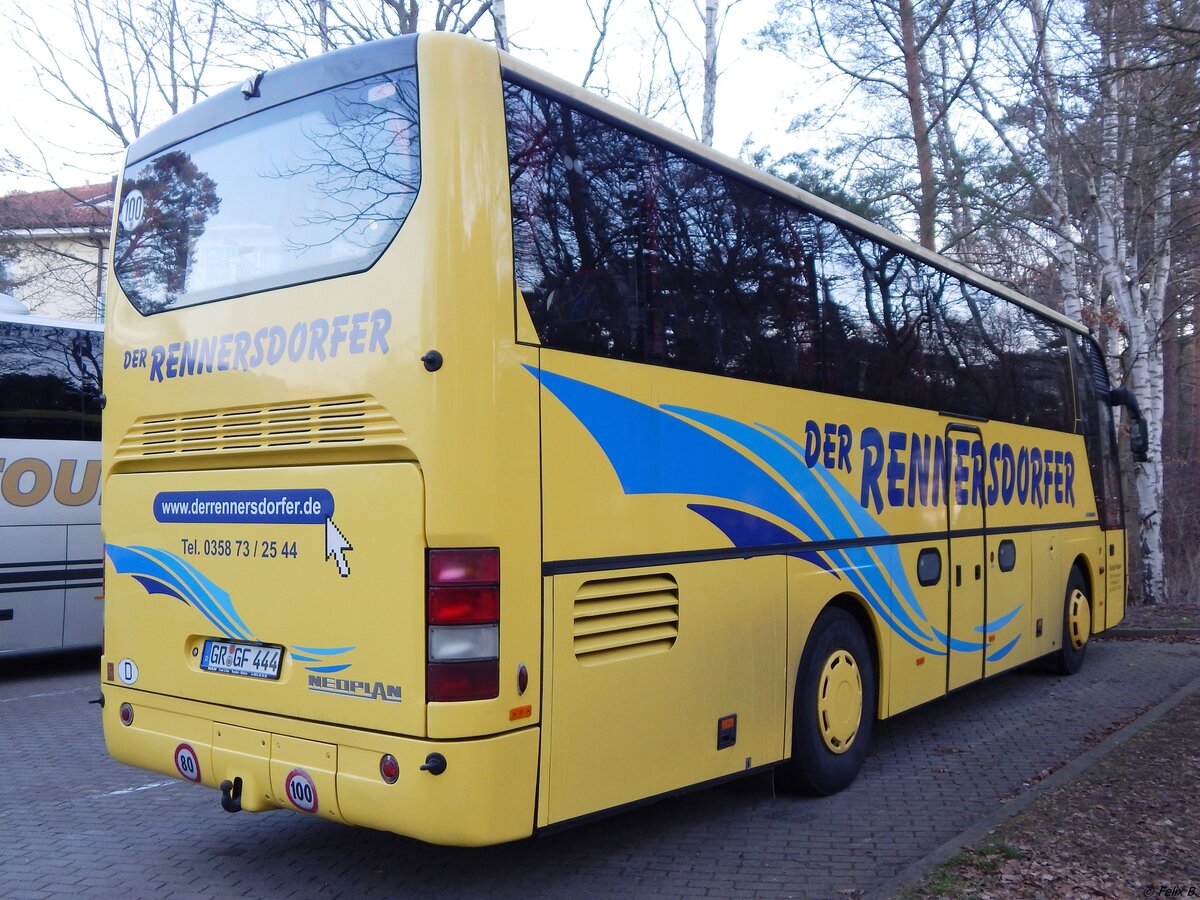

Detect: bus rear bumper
101,684,539,846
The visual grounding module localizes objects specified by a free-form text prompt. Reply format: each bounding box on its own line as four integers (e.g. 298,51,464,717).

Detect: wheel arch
1070,553,1093,600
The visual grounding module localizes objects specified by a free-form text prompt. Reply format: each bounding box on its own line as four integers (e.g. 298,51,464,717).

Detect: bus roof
125,36,418,166
0,309,103,332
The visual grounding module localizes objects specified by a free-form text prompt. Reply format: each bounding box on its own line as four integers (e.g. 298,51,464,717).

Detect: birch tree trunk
1092,53,1170,604
701,0,718,146
493,0,509,51
1025,0,1084,323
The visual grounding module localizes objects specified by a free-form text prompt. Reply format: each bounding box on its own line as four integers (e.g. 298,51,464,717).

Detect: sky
0,0,812,196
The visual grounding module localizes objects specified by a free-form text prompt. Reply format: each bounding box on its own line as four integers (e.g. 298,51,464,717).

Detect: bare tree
493,0,508,51
762,0,1003,250
217,0,502,65
8,0,226,153
646,0,743,146
788,0,1198,602
3,0,231,321
961,0,1197,603
580,0,621,90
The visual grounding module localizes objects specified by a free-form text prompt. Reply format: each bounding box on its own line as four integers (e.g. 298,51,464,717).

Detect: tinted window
0,321,103,441
114,67,421,314
505,80,1073,431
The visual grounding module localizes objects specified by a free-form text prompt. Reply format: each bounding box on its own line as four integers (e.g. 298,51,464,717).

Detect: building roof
0,182,113,231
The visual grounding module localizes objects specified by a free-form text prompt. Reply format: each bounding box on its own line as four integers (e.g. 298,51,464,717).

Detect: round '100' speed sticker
174,743,201,783
284,768,319,813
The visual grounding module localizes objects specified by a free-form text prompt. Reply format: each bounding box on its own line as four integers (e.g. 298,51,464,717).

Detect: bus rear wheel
776,607,876,796
1055,568,1091,675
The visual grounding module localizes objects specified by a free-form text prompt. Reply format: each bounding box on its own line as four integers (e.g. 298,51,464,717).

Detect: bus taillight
426,549,499,702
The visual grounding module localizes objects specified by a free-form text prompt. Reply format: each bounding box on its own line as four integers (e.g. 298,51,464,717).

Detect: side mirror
1129,417,1149,463
1108,387,1149,463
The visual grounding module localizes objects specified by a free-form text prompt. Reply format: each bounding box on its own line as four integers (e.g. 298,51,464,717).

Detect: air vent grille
114,395,406,467
573,573,679,664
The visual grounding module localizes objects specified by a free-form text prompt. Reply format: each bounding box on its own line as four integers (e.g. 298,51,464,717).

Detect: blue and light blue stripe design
532,367,1023,661
105,544,355,673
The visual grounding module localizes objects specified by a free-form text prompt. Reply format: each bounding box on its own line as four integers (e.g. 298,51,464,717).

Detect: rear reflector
379,754,400,784
427,548,500,702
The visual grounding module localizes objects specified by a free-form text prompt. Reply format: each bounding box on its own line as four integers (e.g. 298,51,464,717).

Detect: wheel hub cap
817,649,862,754
1068,588,1091,651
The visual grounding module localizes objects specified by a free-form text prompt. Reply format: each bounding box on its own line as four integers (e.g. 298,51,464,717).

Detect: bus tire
1055,568,1091,675
776,607,876,796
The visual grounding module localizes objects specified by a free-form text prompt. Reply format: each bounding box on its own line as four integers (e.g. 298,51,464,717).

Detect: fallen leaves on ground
904,690,1200,898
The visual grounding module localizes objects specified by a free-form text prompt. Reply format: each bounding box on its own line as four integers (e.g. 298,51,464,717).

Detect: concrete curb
1104,628,1200,639
864,667,1200,900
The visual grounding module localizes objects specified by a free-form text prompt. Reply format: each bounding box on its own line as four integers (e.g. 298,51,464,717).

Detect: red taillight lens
427,661,500,702
428,549,499,585
427,586,499,625
427,548,500,702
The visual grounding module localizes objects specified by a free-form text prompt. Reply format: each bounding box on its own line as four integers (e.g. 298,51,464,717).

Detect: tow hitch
219,777,243,813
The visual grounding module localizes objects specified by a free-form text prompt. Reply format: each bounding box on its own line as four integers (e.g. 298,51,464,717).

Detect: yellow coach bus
99,32,1145,845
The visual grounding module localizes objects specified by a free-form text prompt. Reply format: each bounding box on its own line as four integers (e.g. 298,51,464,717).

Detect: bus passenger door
946,426,986,691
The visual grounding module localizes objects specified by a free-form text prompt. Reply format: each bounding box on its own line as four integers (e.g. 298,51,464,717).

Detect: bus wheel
1055,568,1091,675
776,607,876,796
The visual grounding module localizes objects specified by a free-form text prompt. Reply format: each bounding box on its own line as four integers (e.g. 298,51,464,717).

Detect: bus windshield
113,67,420,315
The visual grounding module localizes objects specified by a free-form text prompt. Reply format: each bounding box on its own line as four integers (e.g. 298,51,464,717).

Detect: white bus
0,303,104,656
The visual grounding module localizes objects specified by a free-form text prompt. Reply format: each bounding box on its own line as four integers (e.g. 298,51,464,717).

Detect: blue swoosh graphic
532,367,1025,662
976,605,1024,634
671,407,937,649
106,544,356,673
688,504,841,578
987,634,1022,662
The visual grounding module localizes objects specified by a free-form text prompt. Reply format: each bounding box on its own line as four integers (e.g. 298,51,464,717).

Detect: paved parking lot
2,638,1198,899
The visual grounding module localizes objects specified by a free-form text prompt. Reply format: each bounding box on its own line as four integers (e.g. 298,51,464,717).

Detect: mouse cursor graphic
325,517,352,577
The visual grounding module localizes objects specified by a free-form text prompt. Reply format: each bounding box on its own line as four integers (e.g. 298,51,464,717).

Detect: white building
0,183,112,322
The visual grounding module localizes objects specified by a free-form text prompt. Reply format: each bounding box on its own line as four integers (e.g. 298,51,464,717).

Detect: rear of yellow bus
99,33,544,846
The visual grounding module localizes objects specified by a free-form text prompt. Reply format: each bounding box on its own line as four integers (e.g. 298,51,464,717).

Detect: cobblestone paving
2,639,1197,899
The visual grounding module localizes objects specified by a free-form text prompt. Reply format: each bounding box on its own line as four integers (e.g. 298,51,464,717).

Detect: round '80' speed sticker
284,768,319,813
174,743,201,783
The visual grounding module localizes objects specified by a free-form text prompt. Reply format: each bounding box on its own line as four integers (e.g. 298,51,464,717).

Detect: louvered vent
114,395,407,467
573,573,679,665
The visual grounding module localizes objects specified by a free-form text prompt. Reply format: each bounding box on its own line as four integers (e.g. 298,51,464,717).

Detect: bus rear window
113,67,420,315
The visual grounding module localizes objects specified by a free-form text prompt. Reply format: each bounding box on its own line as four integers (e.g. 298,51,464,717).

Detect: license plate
200,639,282,679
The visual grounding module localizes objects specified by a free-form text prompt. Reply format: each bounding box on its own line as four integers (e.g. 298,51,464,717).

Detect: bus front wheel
1055,568,1091,675
776,607,876,796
